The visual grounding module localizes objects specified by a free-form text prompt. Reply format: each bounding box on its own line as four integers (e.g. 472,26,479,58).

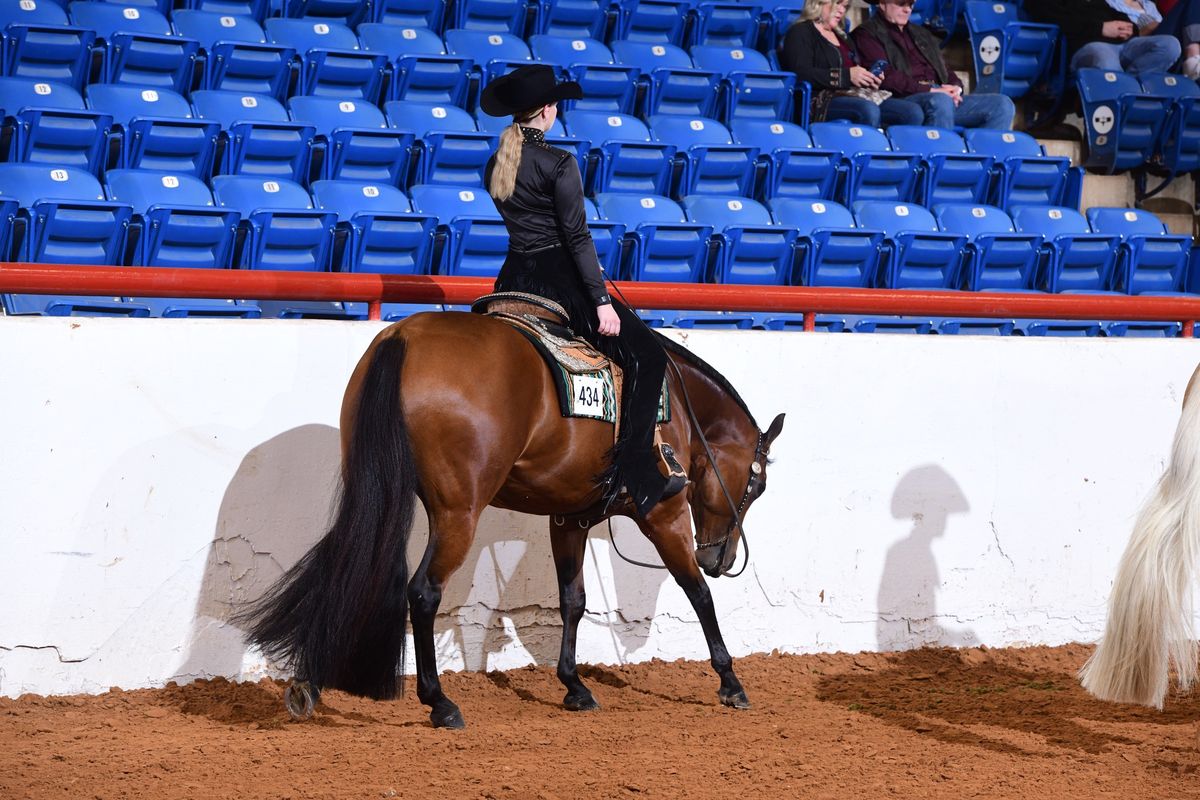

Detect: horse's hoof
430,704,466,729
284,681,318,721
563,692,600,712
719,689,751,710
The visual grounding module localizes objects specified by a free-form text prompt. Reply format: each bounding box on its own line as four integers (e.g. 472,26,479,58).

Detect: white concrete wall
1,317,1197,697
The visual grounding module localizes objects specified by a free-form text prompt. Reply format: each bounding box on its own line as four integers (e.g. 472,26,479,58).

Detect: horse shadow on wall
175,425,669,683
875,464,979,651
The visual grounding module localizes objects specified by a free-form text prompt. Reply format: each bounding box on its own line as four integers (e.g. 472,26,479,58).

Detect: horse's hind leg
550,517,599,711
408,508,479,729
639,514,750,709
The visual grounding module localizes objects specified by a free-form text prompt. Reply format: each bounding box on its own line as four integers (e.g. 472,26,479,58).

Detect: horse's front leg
550,516,600,711
408,508,479,729
637,508,750,709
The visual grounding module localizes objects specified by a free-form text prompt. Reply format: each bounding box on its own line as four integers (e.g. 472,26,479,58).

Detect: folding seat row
1077,69,1200,177
805,122,1081,211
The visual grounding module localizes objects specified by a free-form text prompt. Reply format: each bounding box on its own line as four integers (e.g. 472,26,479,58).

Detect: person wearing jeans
1027,0,1183,75
852,0,1016,130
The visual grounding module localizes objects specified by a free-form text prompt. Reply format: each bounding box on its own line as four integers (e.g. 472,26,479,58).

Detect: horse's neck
671,357,756,445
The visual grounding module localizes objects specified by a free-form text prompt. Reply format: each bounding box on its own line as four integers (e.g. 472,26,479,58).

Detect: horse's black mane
654,331,758,430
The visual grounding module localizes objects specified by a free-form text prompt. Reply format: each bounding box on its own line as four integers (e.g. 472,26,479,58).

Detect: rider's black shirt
484,126,610,307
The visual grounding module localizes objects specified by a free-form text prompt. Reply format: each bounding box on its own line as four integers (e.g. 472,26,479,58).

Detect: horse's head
691,412,784,577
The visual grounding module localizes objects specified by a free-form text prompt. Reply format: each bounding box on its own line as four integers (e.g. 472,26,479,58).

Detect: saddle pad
489,311,669,428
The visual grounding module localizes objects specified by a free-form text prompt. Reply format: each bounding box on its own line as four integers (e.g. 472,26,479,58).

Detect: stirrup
654,429,687,500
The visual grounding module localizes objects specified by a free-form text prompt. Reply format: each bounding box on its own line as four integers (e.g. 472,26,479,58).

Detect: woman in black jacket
781,0,923,127
479,65,687,517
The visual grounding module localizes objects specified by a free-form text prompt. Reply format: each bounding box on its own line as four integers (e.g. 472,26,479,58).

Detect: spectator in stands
1025,0,1183,76
1156,0,1200,78
852,0,1016,129
781,0,924,127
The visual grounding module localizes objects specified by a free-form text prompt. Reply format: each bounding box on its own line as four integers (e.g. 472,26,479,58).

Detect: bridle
693,431,766,578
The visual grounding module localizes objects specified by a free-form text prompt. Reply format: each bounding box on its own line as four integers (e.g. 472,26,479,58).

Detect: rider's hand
597,303,621,336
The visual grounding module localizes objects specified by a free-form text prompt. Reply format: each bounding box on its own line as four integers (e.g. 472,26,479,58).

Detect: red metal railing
1,263,1199,335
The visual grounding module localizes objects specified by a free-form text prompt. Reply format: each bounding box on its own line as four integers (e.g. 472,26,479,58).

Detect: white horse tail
1079,363,1200,708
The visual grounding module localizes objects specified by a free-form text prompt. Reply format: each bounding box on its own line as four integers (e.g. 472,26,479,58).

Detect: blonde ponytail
488,107,542,203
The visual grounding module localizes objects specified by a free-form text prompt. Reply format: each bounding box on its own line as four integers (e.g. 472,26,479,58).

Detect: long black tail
235,336,418,700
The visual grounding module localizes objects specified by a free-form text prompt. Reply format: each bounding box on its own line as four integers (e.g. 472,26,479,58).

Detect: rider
479,65,687,517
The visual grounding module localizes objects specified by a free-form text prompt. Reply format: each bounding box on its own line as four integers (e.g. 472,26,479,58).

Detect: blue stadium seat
934,203,1041,291
1011,205,1119,294
935,318,1015,335
443,28,530,94
0,77,110,176
378,302,443,321
187,0,269,23
87,85,219,176
853,201,966,289
1077,67,1172,174
809,122,919,204
264,17,387,102
0,1,69,28
885,125,992,207
283,0,370,27
964,0,1058,98
563,110,675,194
0,163,144,316
536,0,610,40
842,315,934,334
529,35,640,114
1086,207,1191,295
360,24,472,106
647,114,756,198
104,168,258,317
963,128,1076,210
288,96,414,186
171,9,296,100
690,2,762,48
583,196,624,274
594,192,711,282
384,100,496,186
192,89,316,182
211,175,337,270
689,45,795,124
67,2,200,94
729,118,837,201
408,183,508,276
447,0,527,34
373,0,447,30
766,4,805,53
1139,72,1200,178
1102,321,1182,337
618,0,692,46
1014,319,1103,337
1,23,95,91
610,40,720,119
311,179,436,274
767,197,881,287
682,194,796,284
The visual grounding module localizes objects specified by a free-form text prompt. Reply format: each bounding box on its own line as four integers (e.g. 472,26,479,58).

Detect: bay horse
1080,362,1200,709
238,310,784,728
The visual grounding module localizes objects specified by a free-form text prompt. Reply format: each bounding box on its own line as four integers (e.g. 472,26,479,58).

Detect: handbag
837,86,892,105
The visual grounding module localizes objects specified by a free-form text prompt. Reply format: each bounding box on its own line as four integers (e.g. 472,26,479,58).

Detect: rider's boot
654,427,688,500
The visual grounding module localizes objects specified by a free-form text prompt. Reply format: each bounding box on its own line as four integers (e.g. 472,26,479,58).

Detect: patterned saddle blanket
471,292,668,439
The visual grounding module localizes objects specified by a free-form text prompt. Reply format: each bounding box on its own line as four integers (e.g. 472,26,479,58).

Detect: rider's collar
520,126,546,144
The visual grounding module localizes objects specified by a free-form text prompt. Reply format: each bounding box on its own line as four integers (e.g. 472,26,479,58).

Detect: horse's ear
764,413,785,447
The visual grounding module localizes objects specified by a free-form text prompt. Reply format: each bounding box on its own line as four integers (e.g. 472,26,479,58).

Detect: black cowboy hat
479,64,583,117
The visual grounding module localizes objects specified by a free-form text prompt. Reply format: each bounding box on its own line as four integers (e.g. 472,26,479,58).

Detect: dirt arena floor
3,643,1199,799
